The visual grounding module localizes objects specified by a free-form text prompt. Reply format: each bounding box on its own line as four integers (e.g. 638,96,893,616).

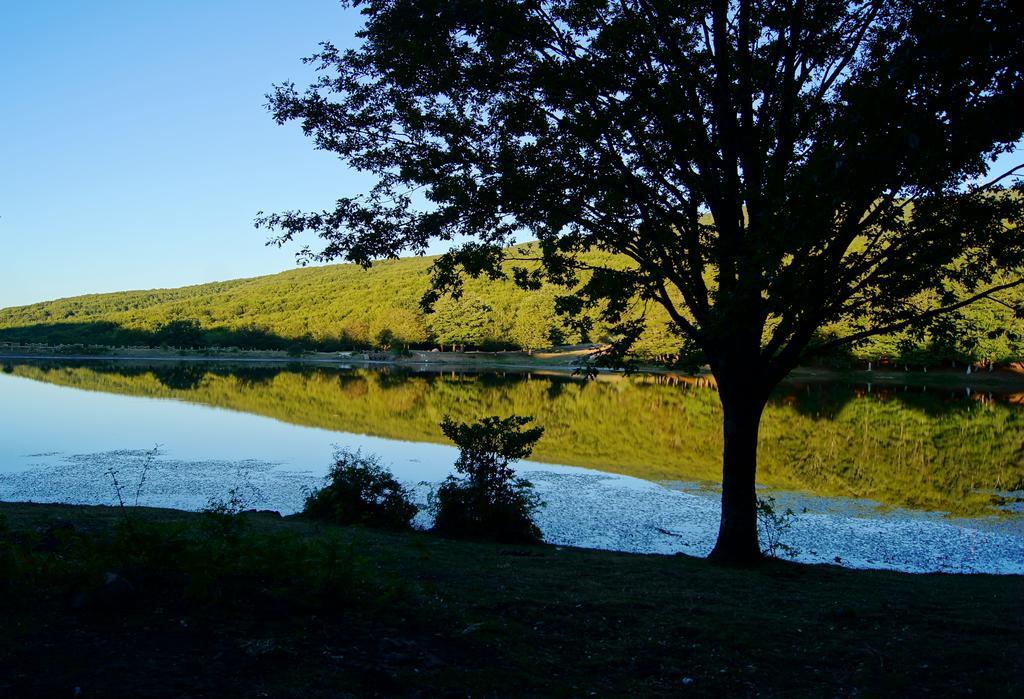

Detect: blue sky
0,0,370,308
0,2,1020,309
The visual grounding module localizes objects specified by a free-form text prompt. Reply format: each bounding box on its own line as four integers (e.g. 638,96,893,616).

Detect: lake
1,359,1022,573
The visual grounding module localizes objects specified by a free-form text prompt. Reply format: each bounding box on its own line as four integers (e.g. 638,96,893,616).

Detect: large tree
258,0,1024,563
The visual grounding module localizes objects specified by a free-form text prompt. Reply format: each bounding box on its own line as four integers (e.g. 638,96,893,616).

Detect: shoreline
4,478,1019,577
2,449,1021,576
3,349,1024,390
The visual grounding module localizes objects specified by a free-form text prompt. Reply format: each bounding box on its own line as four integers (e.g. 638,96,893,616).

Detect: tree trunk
708,391,767,565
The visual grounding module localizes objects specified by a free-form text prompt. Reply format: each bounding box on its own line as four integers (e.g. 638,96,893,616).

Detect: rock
99,572,135,602
35,520,76,552
70,590,90,610
45,519,76,536
69,572,135,609
241,638,278,657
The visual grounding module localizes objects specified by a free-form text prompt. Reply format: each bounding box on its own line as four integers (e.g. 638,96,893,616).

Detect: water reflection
1,359,1022,517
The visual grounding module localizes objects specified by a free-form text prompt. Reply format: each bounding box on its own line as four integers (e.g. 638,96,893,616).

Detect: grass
1,501,1021,697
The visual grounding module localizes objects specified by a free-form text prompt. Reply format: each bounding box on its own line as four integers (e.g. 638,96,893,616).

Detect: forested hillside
0,250,611,352
1,248,1021,364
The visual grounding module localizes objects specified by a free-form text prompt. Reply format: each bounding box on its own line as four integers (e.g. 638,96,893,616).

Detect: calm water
1,359,1022,572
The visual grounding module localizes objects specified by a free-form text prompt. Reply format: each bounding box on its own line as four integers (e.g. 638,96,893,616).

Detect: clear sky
0,0,371,309
0,2,1020,310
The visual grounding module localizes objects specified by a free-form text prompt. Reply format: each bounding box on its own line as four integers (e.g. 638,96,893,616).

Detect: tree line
1,249,1022,366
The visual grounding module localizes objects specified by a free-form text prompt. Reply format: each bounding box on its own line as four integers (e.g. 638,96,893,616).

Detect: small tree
433,415,545,543
304,449,418,529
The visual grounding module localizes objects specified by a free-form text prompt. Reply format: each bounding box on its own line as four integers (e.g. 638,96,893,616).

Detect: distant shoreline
3,347,1024,391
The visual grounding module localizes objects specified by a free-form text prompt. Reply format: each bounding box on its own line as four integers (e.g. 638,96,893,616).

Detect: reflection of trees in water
335,371,369,399
231,367,283,388
545,380,566,401
778,381,1024,420
372,367,414,389
152,365,209,391
8,361,1024,516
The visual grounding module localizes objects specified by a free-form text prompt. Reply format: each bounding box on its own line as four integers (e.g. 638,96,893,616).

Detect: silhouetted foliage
260,0,1024,564
304,449,418,529
432,415,544,544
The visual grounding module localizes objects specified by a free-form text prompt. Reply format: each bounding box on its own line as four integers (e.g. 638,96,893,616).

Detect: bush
431,415,545,544
756,496,798,559
303,449,417,529
202,485,257,543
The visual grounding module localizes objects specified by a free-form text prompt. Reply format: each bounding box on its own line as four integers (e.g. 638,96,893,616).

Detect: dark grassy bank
1,502,1021,697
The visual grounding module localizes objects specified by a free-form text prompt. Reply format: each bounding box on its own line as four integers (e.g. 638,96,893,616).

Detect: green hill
0,253,563,350
1,249,1021,364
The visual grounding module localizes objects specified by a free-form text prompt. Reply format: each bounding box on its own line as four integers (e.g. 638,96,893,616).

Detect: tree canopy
259,0,1024,562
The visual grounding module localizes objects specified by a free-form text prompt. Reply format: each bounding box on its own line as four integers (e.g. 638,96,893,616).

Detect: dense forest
1,247,1021,365
6,361,1023,516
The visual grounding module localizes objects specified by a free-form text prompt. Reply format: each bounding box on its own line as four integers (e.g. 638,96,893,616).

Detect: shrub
303,449,417,529
202,486,256,543
431,415,545,544
756,496,798,559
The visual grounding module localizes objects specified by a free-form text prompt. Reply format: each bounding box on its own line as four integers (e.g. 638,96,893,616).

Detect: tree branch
807,277,1024,356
